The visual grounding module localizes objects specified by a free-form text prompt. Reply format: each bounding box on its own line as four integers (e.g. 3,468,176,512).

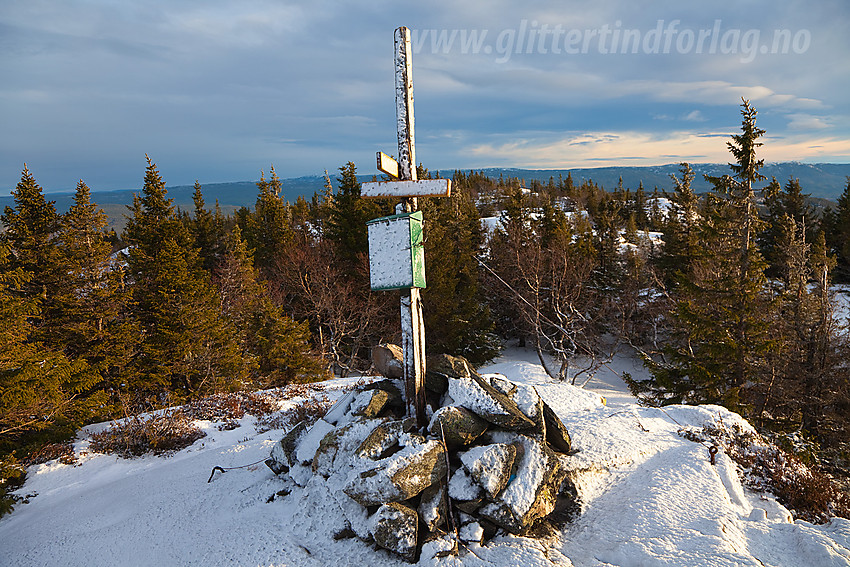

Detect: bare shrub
184,391,278,422
89,408,205,459
21,442,77,466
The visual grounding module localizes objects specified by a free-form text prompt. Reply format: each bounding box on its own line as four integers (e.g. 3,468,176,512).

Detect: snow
481,432,548,519
294,418,334,465
448,467,482,501
2,350,849,567
446,371,508,420
835,285,850,326
459,444,514,497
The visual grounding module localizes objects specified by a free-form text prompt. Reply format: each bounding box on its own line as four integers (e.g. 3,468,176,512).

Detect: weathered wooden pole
363,27,450,428
394,26,427,428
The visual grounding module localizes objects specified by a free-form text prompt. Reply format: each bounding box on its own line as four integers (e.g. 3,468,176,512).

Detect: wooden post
364,27,449,428
394,26,427,428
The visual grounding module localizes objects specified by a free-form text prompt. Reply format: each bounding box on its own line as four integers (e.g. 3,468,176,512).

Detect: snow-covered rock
459,443,516,498
369,502,419,562
343,439,447,507
427,405,487,447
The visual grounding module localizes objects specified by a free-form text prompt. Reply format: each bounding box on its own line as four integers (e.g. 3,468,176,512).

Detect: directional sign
377,152,400,179
361,178,451,199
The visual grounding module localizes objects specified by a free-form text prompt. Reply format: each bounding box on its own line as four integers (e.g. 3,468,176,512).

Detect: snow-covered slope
1,355,848,567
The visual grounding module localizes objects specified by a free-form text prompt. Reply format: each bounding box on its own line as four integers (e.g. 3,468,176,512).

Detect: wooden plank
361,179,451,199
376,151,399,179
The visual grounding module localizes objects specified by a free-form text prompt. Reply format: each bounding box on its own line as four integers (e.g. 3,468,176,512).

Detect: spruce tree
0,166,63,325
829,177,850,281
243,167,293,276
634,100,776,411
52,180,132,399
124,157,245,398
187,181,225,272
420,175,500,364
215,226,324,385
657,163,700,286
591,195,623,290
762,177,816,277
325,162,383,274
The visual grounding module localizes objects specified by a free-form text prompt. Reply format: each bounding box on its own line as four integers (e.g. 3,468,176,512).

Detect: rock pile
266,352,576,562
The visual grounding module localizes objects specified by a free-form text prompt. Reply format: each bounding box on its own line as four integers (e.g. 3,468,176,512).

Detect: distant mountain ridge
465,162,850,199
2,163,848,231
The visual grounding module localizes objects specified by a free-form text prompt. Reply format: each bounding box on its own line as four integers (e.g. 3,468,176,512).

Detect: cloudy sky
2,0,848,192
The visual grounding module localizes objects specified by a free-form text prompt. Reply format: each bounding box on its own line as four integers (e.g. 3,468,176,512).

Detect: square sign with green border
366,210,426,290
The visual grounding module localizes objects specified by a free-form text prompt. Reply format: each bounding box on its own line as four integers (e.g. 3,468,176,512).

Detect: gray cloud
1,0,848,192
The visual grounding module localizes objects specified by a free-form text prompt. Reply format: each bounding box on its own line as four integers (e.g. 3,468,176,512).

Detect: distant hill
0,177,327,232
2,163,847,232
461,162,850,200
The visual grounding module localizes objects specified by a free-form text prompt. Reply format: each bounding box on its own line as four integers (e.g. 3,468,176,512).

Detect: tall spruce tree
242,167,293,276
828,177,850,281
0,166,63,332
124,157,245,398
657,163,701,286
187,181,227,272
52,180,132,399
325,162,383,274
762,177,816,277
633,100,776,411
215,226,324,385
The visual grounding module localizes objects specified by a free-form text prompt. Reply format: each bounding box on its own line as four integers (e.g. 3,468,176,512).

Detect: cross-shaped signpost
362,26,451,428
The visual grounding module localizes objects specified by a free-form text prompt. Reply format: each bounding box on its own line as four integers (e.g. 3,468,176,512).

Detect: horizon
11,160,848,196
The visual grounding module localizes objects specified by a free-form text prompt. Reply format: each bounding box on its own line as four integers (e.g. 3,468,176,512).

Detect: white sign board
361,179,451,199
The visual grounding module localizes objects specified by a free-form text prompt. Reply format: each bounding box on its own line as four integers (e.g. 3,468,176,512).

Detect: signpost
364,26,451,428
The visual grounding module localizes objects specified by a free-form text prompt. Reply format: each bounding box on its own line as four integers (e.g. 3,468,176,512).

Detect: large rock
478,433,568,533
372,343,404,378
364,379,405,411
493,380,571,454
355,418,417,460
370,502,419,562
427,406,487,448
487,374,517,398
323,390,357,426
458,513,485,545
448,467,482,503
343,440,447,506
459,443,517,498
447,371,536,430
427,353,476,381
426,353,488,395
294,419,336,466
265,420,309,474
350,389,392,418
313,417,388,477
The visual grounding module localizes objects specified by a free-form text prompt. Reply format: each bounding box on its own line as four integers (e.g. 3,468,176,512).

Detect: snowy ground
2,350,849,566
